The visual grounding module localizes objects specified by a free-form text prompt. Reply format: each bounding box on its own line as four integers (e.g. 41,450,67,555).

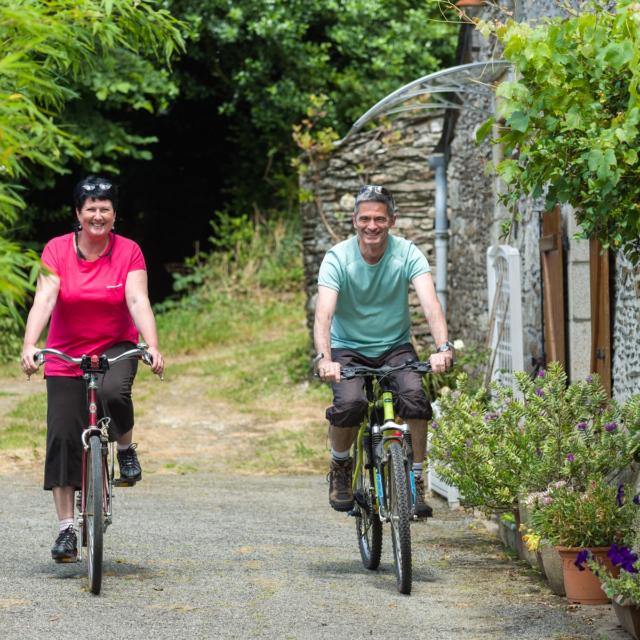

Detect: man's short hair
354,184,395,216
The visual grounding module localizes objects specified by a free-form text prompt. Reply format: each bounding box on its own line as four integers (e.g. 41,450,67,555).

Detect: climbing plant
476,0,640,262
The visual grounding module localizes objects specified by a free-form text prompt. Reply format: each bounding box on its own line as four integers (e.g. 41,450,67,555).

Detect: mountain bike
35,344,154,595
342,359,432,595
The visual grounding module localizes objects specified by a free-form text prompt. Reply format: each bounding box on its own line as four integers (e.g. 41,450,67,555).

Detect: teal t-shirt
317,235,430,357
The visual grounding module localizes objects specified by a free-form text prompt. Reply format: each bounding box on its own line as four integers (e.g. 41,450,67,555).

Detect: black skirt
44,341,138,490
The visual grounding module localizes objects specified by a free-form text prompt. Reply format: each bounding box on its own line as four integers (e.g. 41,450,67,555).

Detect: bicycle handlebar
35,345,153,369
340,360,432,380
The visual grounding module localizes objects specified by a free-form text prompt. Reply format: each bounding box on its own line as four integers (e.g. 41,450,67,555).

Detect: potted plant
587,542,640,639
528,480,638,604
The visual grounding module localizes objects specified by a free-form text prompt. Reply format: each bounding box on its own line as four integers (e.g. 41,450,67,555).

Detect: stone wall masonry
300,114,444,351
613,253,640,400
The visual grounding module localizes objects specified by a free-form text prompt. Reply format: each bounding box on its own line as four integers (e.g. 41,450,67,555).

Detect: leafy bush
429,362,640,514
477,0,640,261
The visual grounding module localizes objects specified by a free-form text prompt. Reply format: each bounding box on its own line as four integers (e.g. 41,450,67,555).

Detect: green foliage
529,479,636,548
167,212,304,302
0,0,185,309
429,362,640,514
168,0,457,207
478,1,640,261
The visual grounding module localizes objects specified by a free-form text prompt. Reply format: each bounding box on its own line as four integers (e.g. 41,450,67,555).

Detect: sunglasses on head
81,182,113,192
358,185,392,197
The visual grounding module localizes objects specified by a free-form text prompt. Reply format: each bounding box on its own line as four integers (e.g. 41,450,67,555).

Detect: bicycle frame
352,376,416,522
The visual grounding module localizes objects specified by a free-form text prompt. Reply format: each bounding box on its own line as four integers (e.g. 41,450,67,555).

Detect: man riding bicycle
314,184,453,515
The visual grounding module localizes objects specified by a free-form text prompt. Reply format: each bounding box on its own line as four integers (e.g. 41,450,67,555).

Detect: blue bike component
374,469,384,507
409,469,417,507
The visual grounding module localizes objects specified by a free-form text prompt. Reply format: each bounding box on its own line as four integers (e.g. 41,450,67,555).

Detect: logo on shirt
105,283,123,289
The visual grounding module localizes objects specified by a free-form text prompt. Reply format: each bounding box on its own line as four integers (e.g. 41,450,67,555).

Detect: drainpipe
428,152,449,314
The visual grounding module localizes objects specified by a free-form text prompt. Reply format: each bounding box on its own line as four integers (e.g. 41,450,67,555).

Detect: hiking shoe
329,457,354,512
415,476,434,518
117,443,142,484
51,526,77,563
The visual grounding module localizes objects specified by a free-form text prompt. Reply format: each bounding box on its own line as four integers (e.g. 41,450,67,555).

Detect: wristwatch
436,341,455,353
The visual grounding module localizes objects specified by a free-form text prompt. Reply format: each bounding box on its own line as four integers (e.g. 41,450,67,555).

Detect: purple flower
633,495,640,506
535,388,544,397
608,544,639,574
586,375,593,383
537,369,546,378
566,453,575,462
484,412,498,421
575,549,590,571
605,422,618,432
576,422,588,431
617,484,625,508
431,421,439,430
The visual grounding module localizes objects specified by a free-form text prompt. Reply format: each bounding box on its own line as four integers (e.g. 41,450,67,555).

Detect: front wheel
386,441,412,594
354,441,382,570
86,435,104,595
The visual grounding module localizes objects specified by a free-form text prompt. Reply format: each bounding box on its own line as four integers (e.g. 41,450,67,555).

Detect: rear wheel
354,440,382,569
386,441,412,594
86,435,104,595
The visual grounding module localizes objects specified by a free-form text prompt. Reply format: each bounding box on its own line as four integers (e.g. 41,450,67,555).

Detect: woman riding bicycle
20,176,165,563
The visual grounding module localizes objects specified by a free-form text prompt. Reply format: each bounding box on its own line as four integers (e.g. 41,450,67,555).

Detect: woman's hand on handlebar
145,346,165,376
317,357,341,383
21,345,40,377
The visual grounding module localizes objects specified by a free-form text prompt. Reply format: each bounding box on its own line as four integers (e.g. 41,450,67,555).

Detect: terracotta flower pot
612,598,640,640
556,546,617,605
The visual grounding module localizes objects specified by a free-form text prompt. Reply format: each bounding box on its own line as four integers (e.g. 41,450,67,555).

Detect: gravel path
0,473,630,640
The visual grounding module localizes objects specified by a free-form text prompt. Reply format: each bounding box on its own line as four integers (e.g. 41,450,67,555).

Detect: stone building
301,0,640,400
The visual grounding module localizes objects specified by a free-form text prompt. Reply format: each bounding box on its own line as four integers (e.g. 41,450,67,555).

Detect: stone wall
301,115,444,351
613,254,640,400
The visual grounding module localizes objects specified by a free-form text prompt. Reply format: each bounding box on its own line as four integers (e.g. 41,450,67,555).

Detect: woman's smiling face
76,198,115,239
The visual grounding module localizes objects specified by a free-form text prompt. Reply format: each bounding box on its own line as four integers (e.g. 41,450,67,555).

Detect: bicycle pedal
114,477,137,487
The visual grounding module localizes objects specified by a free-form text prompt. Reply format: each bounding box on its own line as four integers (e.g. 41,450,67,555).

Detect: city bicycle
35,344,154,595
341,359,432,595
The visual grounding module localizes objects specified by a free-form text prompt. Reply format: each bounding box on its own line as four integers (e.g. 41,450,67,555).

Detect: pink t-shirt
41,232,146,377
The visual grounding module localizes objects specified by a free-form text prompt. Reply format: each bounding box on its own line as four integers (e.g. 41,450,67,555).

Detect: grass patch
163,462,199,475
0,393,47,450
238,423,328,475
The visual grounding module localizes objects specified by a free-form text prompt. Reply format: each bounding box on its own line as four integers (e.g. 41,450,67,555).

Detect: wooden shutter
539,206,566,368
590,238,612,396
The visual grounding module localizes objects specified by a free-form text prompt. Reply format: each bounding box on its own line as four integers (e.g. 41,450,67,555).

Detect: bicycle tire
386,441,412,594
354,441,382,570
86,435,104,595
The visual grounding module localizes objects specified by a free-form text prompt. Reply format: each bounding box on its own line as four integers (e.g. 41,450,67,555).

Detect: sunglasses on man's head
358,185,392,197
81,182,112,192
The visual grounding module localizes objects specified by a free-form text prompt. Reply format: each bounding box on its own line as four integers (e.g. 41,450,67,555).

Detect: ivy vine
477,0,640,262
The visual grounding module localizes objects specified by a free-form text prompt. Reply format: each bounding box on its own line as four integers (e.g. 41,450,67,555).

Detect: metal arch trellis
341,60,512,143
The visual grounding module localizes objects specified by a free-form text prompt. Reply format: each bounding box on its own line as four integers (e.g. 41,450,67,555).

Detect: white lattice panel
486,245,524,390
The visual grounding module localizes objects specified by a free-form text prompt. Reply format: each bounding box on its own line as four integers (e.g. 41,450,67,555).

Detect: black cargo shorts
325,343,432,428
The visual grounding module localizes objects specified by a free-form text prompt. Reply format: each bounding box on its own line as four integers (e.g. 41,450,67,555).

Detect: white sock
59,518,74,532
413,462,423,479
331,448,350,462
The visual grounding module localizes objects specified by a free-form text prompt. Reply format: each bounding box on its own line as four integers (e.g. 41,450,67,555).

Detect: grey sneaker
117,443,142,484
328,458,354,512
51,525,77,563
415,476,434,518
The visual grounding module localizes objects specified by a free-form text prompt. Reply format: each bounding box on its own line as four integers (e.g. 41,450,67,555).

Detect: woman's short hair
73,175,118,211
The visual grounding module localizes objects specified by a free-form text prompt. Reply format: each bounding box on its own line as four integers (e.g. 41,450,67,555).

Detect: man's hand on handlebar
428,350,453,374
316,356,341,384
